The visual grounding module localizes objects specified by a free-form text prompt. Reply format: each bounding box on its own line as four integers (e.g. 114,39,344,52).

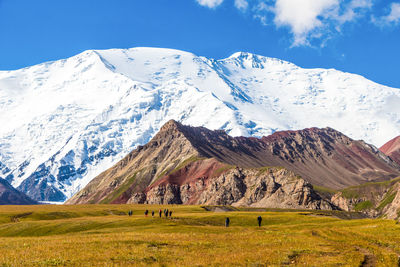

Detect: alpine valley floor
1,204,400,266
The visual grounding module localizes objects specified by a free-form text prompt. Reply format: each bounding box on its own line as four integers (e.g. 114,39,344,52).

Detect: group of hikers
128,209,263,227
128,209,173,218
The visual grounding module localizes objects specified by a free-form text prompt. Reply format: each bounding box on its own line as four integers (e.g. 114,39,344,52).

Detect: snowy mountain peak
227,51,296,69
0,47,399,202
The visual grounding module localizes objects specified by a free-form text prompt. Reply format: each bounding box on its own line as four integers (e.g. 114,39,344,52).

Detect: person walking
225,217,230,227
152,211,155,217
145,209,149,217
159,209,162,218
257,216,262,227
169,210,172,217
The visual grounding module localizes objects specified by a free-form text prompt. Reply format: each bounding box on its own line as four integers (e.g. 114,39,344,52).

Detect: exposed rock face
0,178,37,205
330,192,379,217
331,193,358,212
17,167,65,202
380,136,400,165
382,183,400,220
67,120,400,210
136,167,335,210
198,168,334,210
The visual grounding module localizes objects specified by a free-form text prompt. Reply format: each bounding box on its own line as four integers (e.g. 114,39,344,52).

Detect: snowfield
0,47,399,201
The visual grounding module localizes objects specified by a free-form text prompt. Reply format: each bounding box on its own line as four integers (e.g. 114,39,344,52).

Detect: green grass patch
99,172,138,204
170,155,206,175
340,188,360,199
213,164,235,177
357,176,400,188
377,192,396,211
313,185,337,195
341,177,400,196
256,166,285,175
354,201,373,211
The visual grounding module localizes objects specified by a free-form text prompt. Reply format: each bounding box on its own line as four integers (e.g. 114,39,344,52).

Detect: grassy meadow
0,205,399,266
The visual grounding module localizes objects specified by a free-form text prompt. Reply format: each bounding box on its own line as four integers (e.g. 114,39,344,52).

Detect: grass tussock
0,204,399,266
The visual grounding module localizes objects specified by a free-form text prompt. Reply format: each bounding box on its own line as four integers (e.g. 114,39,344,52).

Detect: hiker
257,216,262,227
159,209,162,218
128,210,132,216
145,209,149,217
225,217,230,227
152,211,155,217
165,209,169,217
169,210,172,217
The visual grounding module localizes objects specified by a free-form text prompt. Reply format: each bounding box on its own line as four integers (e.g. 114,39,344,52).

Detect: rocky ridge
67,120,399,211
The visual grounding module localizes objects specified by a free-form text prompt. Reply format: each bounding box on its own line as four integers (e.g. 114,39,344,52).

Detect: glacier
0,47,399,201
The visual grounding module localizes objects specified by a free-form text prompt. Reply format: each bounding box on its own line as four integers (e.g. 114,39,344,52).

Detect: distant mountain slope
0,47,399,201
380,136,400,165
67,120,399,206
329,176,400,220
0,178,37,205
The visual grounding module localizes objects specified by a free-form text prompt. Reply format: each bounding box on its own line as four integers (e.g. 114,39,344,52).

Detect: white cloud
382,2,400,24
254,14,268,26
196,0,224,8
371,2,400,26
251,0,373,46
194,0,398,47
336,0,373,23
272,0,339,46
235,0,248,11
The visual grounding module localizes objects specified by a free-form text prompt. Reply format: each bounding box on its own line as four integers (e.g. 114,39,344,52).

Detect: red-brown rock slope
380,136,400,165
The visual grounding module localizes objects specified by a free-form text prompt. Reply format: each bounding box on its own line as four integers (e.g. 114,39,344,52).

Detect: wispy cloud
196,0,224,8
234,0,248,11
373,2,400,26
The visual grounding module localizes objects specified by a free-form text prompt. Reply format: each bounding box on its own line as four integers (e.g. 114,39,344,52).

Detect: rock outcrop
381,182,400,220
139,167,334,209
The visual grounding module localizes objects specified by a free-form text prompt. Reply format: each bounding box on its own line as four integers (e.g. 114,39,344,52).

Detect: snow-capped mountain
0,47,399,201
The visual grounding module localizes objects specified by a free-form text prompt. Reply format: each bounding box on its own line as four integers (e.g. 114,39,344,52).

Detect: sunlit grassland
0,204,400,266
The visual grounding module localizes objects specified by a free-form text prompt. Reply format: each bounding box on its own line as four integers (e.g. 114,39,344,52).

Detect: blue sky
0,0,399,87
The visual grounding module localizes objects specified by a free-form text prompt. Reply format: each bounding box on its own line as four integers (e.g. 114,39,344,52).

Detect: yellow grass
0,204,399,266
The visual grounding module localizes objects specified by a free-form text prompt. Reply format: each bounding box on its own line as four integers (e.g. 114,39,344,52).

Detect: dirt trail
356,247,376,267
